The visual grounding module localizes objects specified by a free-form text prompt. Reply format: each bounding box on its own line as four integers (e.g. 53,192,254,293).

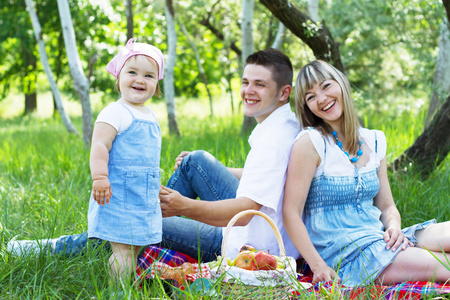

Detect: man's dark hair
245,48,293,90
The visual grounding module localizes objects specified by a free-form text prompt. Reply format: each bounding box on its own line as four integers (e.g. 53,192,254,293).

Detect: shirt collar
249,103,293,145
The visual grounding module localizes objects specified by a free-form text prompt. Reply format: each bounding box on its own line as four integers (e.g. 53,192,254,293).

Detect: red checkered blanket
136,246,450,299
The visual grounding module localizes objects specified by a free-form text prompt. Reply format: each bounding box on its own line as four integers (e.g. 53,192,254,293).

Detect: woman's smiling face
304,79,344,126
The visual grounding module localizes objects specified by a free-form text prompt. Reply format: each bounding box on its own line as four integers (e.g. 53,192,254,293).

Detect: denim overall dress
303,128,435,287
88,104,162,246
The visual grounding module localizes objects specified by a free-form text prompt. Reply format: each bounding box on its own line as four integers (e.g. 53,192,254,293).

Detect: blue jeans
54,150,239,262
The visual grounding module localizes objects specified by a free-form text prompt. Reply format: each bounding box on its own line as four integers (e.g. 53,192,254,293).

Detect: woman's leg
109,242,141,281
415,221,450,252
376,222,450,284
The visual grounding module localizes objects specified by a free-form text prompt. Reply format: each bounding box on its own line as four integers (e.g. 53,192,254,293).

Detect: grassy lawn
0,93,448,299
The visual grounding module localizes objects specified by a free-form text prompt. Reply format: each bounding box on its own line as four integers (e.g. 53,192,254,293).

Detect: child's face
118,55,159,107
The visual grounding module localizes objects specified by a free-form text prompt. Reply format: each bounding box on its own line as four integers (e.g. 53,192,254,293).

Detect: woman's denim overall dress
303,128,435,287
88,104,162,246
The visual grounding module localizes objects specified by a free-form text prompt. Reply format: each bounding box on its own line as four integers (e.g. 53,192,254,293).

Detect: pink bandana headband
105,38,164,80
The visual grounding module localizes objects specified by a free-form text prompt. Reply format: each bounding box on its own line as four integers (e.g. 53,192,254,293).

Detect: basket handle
221,209,287,259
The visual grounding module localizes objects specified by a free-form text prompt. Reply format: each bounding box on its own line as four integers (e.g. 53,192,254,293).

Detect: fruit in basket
239,244,256,252
232,250,255,270
251,250,277,270
272,255,286,269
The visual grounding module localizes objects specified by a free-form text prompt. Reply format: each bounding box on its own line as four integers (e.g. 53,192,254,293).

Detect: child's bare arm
90,122,117,205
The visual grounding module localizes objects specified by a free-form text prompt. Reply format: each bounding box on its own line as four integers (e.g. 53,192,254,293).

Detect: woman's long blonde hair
295,60,361,154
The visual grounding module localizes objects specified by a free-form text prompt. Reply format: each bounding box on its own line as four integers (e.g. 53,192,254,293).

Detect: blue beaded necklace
332,131,363,163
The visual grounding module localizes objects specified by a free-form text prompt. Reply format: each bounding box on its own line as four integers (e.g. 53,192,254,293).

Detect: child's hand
92,178,112,206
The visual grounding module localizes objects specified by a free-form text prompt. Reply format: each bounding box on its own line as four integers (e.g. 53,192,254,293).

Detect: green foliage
1,0,446,119
323,0,443,108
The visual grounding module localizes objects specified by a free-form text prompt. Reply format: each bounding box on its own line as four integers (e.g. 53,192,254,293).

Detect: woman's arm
374,157,413,251
283,135,340,283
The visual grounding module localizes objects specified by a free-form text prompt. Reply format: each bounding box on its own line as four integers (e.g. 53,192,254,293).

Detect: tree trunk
24,92,37,115
308,0,319,22
178,18,214,118
444,0,450,22
390,97,450,177
57,0,93,147
271,21,285,49
259,0,344,72
126,0,133,40
23,45,37,115
164,0,180,136
25,0,78,135
240,0,257,135
426,15,450,125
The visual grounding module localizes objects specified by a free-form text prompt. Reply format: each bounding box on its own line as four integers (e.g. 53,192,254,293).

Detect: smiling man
158,48,301,260
7,48,301,263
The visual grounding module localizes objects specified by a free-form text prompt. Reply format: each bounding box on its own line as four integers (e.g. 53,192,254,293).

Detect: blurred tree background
0,0,445,125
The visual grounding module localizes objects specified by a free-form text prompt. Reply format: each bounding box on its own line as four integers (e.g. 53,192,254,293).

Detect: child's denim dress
302,128,435,287
88,104,162,246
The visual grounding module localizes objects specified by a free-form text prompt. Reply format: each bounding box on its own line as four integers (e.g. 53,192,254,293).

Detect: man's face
240,64,285,123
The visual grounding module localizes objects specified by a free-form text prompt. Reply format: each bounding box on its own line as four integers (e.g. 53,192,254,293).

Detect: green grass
0,97,449,299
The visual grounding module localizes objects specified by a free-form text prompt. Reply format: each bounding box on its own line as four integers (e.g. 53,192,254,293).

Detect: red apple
250,251,277,271
232,250,255,270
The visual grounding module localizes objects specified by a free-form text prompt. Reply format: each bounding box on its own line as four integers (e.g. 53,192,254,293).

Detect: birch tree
425,17,450,126
241,0,256,134
308,0,319,22
25,0,78,135
165,0,180,136
57,0,93,147
271,21,285,49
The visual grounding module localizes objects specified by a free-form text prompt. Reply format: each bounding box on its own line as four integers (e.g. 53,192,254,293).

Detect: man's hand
159,185,186,217
174,151,191,171
383,227,414,251
92,178,112,205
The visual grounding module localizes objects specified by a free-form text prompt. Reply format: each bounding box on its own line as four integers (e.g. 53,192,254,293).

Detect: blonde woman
283,60,450,286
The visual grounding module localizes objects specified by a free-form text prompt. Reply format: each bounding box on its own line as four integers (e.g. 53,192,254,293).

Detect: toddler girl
88,38,164,281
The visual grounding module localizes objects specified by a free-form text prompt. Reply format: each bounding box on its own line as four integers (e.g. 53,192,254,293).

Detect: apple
251,251,277,271
272,255,286,269
232,250,255,270
239,244,256,252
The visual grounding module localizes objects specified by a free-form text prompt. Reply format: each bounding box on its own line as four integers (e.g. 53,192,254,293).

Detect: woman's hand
174,151,191,171
312,263,341,284
383,227,414,251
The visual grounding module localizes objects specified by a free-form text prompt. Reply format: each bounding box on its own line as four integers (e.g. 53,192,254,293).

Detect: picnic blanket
136,246,450,299
296,259,450,300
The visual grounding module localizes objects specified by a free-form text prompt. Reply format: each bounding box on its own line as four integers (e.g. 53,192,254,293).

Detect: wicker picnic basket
215,209,308,289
